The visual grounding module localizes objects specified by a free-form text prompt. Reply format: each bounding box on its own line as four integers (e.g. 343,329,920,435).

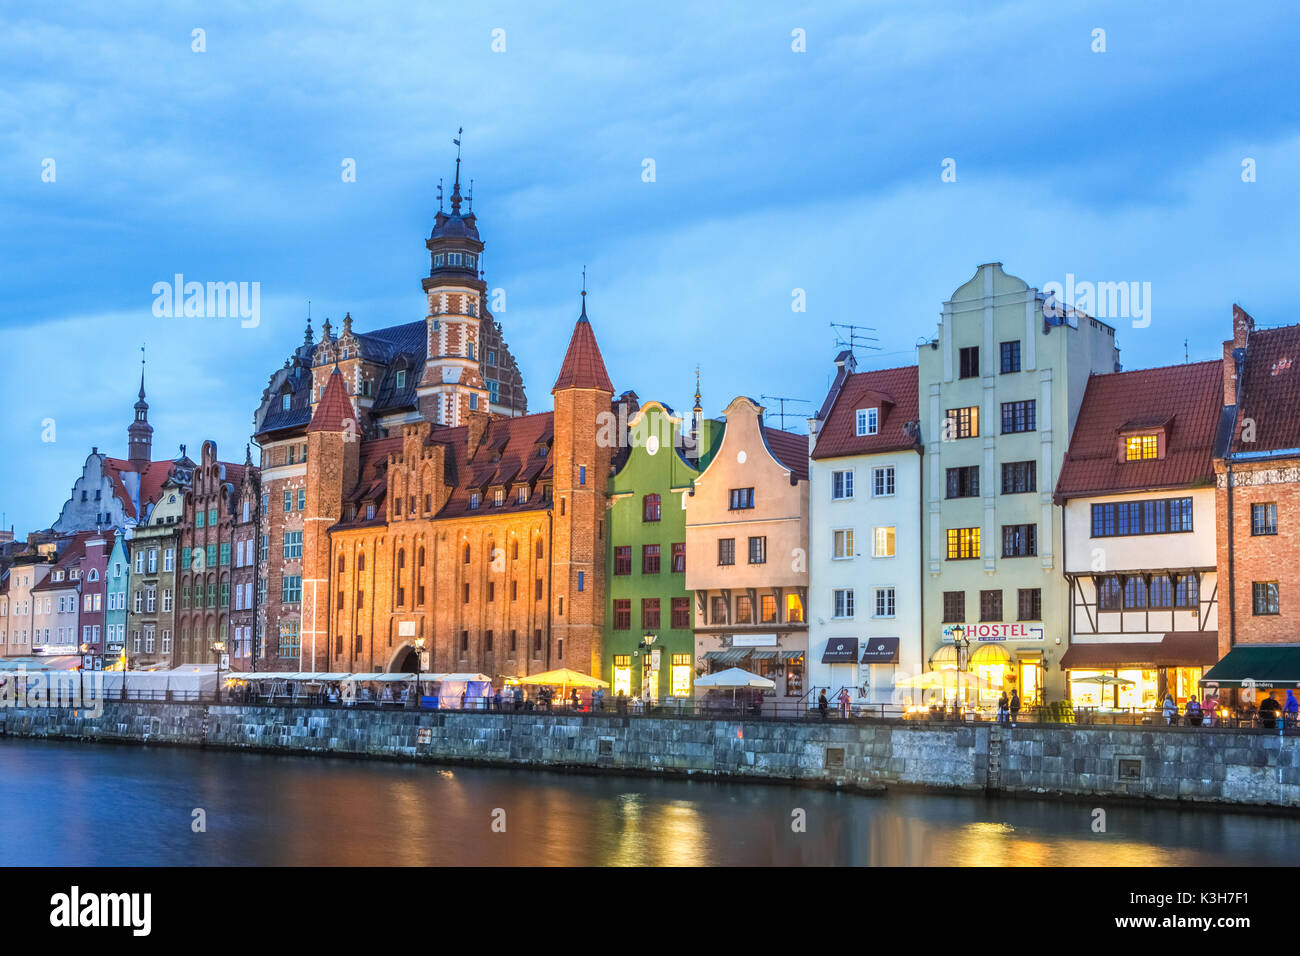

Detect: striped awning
750,650,778,660
705,649,751,666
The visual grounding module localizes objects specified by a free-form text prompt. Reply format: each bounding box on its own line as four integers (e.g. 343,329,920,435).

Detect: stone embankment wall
2,703,1297,809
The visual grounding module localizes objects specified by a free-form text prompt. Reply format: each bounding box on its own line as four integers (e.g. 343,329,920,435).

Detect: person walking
1009,690,1021,727
1162,692,1178,726
1285,690,1299,729
1202,690,1219,727
996,691,1009,725
838,687,851,719
817,689,829,720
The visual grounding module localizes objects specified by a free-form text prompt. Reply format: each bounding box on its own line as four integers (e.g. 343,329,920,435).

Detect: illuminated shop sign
942,623,1045,642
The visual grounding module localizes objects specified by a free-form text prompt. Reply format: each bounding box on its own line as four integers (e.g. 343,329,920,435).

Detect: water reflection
1,739,1296,866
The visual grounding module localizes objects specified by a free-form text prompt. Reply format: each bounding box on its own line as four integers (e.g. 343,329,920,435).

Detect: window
942,591,965,623
196,510,205,528
642,598,661,629
832,529,854,560
1000,400,1036,434
874,587,896,618
831,470,853,500
1091,498,1194,537
945,406,979,439
980,589,1003,622
206,545,217,567
642,494,661,522
135,550,145,573
760,594,778,623
1149,574,1173,609
535,578,543,600
871,466,895,497
1125,434,1159,461
395,369,406,390
642,544,661,574
671,598,691,629
1000,340,1021,374
711,596,729,624
671,654,691,696
1017,588,1041,621
468,491,481,510
946,527,980,560
297,489,306,511
1097,575,1122,610
1252,503,1278,536
717,538,735,566
1123,576,1148,609
579,465,586,486
281,576,302,604
613,600,631,630
786,592,803,623
832,589,855,619
1001,461,1036,494
1174,573,1199,609
959,346,980,379
671,542,685,573
259,535,268,562
1001,524,1037,557
946,466,979,498
735,594,753,624
1253,582,1280,616
209,507,218,524
283,491,292,512
748,536,766,564
614,546,632,575
856,408,879,436
219,542,230,566
728,488,754,510
147,549,158,573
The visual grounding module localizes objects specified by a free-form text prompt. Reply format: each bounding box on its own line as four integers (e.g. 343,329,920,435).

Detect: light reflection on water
1,738,1295,866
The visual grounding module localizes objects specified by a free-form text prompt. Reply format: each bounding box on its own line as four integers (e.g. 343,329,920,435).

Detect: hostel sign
943,623,1044,642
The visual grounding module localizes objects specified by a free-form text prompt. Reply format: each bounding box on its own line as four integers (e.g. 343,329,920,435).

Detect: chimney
1223,305,1255,407
466,409,490,454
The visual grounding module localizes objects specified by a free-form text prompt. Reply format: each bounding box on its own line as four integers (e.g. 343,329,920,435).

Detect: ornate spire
553,293,614,394
580,266,587,320
137,345,147,403
693,365,702,415
450,127,464,215
342,311,353,336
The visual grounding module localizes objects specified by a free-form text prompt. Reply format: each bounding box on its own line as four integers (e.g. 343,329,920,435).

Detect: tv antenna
760,395,812,432
830,322,881,357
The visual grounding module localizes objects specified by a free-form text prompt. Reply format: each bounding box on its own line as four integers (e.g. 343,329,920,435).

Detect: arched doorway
389,645,418,674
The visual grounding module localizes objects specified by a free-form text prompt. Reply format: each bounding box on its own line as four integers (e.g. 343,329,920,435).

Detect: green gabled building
606,397,723,700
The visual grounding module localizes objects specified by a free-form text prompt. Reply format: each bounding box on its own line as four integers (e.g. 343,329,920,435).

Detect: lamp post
212,639,226,704
413,636,426,709
79,642,89,705
638,633,657,705
951,625,971,718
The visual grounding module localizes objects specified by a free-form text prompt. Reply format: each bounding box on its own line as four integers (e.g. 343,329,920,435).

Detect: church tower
128,354,153,468
550,289,615,677
417,132,491,427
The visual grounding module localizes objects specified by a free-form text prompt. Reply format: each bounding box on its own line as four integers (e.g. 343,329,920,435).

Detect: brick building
252,154,526,671
1206,306,1300,692
175,442,257,666
298,299,615,678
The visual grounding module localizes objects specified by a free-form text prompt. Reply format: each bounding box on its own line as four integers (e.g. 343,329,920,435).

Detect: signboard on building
943,623,1044,642
398,621,417,638
732,634,777,647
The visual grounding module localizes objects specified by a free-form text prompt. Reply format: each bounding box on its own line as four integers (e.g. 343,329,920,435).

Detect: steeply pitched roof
100,457,176,519
811,365,920,460
761,426,810,482
1055,361,1222,499
31,533,92,591
552,312,613,394
1227,323,1300,455
308,367,359,433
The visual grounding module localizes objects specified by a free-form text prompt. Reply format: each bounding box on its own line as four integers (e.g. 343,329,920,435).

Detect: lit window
1125,434,1158,460
873,526,896,557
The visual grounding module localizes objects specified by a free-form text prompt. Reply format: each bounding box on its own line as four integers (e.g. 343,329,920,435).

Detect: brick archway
389,644,418,673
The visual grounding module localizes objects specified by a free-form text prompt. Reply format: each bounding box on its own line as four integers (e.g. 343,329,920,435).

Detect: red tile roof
1055,361,1222,500
811,365,921,460
31,533,93,591
760,426,809,483
101,458,178,519
1228,323,1300,454
552,315,613,394
308,367,358,433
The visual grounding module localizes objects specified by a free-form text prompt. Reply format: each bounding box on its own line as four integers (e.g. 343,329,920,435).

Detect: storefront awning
704,649,751,666
930,644,959,668
778,650,803,661
821,638,858,664
969,643,1012,665
861,638,899,664
750,650,778,660
1202,644,1300,689
1061,632,1219,670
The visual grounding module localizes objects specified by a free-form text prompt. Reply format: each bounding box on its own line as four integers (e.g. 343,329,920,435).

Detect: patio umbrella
693,667,775,706
518,668,609,704
1070,673,1135,707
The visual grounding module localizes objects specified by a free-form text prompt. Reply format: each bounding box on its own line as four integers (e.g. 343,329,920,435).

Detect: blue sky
2,0,1298,534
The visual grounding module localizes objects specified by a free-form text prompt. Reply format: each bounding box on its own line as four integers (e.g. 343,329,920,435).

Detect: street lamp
79,642,89,705
638,634,657,705
212,639,226,704
951,625,971,718
413,636,426,709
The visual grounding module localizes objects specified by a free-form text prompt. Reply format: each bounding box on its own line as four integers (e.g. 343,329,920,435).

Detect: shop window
784,655,804,697
671,654,692,696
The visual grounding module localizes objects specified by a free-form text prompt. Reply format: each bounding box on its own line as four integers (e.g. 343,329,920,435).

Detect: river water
2,738,1295,866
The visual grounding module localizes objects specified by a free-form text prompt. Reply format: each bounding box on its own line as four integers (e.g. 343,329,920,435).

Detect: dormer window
1125,434,1159,461
856,408,879,437
365,504,376,520
469,491,481,510
281,393,291,411
494,489,505,507
517,487,529,505
469,394,479,410
395,369,407,390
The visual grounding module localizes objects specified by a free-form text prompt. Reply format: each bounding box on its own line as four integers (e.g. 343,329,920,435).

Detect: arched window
642,494,661,522
337,554,345,573
358,553,365,572
464,544,471,564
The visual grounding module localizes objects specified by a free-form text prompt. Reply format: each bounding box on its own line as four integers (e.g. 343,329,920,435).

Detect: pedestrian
817,689,828,721
513,684,524,711
1185,696,1203,727
996,691,1009,725
1202,691,1219,727
570,687,580,711
1009,690,1020,727
838,687,851,719
1261,691,1282,729
593,686,605,712
1285,691,1299,729
1162,692,1178,726
617,690,627,715
493,687,502,712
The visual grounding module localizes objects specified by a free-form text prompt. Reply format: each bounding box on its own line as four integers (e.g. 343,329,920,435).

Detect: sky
2,0,1299,535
